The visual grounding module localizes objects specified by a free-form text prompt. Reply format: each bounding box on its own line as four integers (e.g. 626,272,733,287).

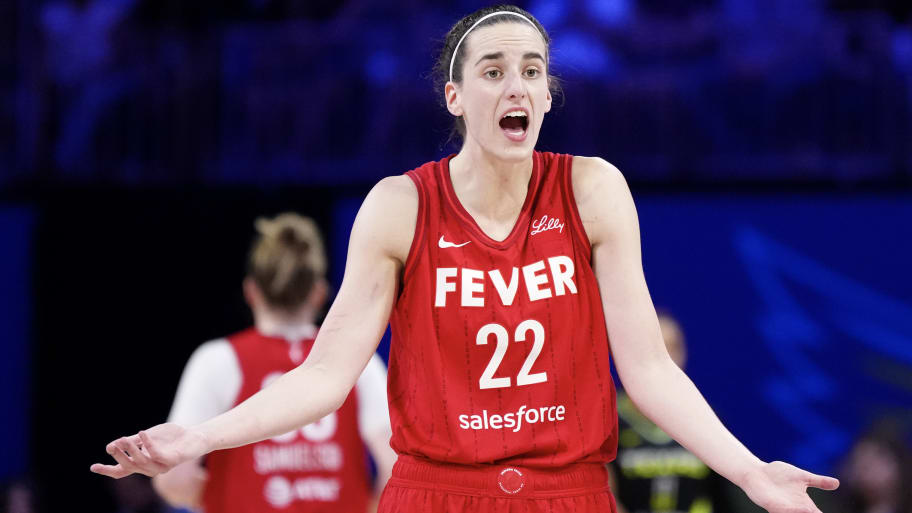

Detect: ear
242,277,261,309
306,278,330,311
445,81,463,117
544,83,553,113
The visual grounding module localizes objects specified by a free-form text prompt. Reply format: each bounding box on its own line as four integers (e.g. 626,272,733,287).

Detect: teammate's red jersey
388,151,618,467
203,328,371,513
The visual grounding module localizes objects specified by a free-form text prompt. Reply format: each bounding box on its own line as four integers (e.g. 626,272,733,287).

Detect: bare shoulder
368,174,419,203
570,156,627,203
570,156,636,246
352,175,418,265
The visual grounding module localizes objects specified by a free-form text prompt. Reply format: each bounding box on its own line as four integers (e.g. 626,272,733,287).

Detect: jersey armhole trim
562,155,593,259
401,170,426,287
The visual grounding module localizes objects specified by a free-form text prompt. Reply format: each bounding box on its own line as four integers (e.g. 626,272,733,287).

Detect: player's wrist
188,422,217,455
735,458,769,492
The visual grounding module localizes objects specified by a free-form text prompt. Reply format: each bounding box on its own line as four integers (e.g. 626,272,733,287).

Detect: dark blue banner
638,195,912,474
0,206,36,481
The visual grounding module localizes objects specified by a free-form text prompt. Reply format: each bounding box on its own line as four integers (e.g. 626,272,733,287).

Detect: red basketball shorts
377,455,617,513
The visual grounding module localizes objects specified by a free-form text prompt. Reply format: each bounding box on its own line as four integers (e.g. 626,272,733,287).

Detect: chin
503,147,533,160
492,138,537,161
504,144,537,161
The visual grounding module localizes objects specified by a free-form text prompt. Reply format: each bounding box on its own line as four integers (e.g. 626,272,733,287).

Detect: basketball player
92,6,839,512
149,213,395,513
610,312,731,513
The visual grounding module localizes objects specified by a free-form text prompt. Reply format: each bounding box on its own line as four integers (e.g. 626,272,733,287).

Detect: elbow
327,367,357,412
315,370,354,416
326,388,348,413
291,360,354,415
617,355,681,401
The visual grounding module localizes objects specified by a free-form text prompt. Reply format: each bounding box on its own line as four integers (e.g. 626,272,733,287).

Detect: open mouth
499,110,529,141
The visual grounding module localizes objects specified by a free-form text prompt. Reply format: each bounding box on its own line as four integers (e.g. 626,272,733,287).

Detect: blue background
0,207,35,482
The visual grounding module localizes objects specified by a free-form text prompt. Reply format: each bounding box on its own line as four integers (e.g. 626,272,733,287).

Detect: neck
449,144,534,219
253,307,317,342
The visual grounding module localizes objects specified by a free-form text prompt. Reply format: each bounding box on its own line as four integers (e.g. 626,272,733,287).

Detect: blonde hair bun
254,213,327,276
249,213,327,311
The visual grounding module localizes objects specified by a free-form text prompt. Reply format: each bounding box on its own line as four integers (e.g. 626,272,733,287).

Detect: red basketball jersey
203,328,371,513
388,151,618,468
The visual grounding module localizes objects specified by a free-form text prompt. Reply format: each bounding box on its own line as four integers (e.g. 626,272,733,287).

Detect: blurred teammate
835,422,912,513
611,312,731,513
93,6,839,513
150,213,395,513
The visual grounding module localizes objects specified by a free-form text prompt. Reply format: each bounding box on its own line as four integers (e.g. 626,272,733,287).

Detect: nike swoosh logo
438,236,471,249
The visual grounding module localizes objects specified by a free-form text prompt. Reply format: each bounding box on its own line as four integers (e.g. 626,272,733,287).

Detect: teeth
503,111,527,118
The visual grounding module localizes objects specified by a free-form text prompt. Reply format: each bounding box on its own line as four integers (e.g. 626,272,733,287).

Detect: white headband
448,11,540,83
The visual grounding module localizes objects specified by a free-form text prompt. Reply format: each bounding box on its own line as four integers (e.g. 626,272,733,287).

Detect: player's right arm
90,176,417,479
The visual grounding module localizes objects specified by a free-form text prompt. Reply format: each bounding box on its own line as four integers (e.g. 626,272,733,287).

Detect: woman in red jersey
92,5,839,512
149,213,396,513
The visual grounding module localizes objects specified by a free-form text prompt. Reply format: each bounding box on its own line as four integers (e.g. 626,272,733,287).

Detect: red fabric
377,455,617,513
202,328,371,513
388,152,618,468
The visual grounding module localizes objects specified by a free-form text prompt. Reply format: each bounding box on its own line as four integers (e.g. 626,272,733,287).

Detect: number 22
476,319,547,389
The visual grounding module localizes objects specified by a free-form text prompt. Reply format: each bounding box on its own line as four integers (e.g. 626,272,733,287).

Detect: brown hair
247,213,327,312
431,4,562,141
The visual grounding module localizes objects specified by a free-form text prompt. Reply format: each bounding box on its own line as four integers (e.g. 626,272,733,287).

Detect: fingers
107,439,141,475
805,471,840,490
94,428,180,479
90,463,131,479
139,430,168,464
118,436,146,462
98,435,167,478
120,435,168,474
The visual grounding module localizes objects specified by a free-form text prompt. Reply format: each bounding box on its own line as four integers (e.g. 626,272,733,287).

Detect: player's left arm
572,156,839,513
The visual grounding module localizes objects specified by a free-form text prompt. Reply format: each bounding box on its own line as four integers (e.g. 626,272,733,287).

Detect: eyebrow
474,51,546,66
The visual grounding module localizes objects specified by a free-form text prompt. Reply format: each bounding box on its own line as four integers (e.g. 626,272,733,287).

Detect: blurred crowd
2,0,912,186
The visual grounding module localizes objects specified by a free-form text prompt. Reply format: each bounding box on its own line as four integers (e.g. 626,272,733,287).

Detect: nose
504,70,526,100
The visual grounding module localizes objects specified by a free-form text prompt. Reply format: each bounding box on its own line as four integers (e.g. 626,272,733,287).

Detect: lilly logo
531,215,564,236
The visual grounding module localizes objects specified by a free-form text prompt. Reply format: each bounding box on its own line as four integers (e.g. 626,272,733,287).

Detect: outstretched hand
742,461,839,513
90,423,209,479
